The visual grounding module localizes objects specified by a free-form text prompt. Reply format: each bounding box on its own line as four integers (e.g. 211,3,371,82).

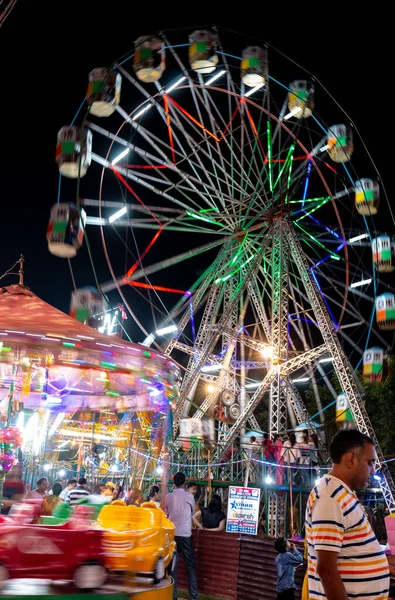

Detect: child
274,537,303,600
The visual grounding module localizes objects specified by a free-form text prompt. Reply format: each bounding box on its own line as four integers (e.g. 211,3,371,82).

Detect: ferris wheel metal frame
55,27,395,512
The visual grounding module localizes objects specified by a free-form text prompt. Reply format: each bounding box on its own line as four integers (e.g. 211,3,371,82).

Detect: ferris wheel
50,28,395,508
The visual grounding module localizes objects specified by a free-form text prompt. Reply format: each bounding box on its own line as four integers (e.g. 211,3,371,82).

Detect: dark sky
0,5,391,343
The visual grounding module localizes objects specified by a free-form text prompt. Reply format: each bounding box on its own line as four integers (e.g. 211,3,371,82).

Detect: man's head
263,433,269,441
274,537,291,554
67,478,77,490
330,429,376,490
173,472,186,488
250,436,256,443
52,482,63,497
186,482,199,497
36,477,48,492
78,477,87,488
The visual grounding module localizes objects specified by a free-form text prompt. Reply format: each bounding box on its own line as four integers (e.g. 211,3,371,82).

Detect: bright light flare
245,83,265,97
260,346,275,360
111,148,129,166
283,106,302,120
109,206,127,224
350,278,372,289
205,70,226,86
155,325,177,336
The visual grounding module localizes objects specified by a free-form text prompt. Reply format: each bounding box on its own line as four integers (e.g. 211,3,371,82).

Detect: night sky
0,5,391,344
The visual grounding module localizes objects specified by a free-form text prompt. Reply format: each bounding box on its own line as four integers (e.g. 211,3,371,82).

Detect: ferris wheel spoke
164,35,262,200
163,95,258,205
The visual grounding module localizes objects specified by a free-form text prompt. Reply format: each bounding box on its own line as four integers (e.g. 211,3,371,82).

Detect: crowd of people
0,473,149,516
246,429,320,485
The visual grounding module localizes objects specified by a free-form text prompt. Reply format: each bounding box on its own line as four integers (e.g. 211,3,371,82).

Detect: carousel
0,273,180,494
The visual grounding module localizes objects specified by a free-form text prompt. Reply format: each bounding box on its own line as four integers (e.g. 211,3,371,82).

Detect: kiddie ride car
97,501,176,584
0,504,107,590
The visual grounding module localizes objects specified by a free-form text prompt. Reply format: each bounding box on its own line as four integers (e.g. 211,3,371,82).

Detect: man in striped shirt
306,429,390,600
68,477,90,506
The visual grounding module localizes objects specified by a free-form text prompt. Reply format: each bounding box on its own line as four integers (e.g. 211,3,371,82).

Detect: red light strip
223,105,240,136
117,164,168,169
244,104,268,163
166,96,221,142
124,280,187,295
164,95,176,165
112,167,162,226
126,228,163,279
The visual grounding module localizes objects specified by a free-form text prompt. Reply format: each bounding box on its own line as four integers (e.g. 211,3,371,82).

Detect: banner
226,486,261,535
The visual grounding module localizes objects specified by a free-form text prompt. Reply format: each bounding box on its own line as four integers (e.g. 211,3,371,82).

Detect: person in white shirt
59,478,77,502
166,472,198,600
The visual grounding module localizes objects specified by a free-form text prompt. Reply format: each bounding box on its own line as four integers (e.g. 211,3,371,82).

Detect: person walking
166,472,198,600
306,429,390,600
68,477,90,506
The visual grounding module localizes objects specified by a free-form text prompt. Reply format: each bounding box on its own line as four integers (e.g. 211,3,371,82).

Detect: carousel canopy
0,285,179,413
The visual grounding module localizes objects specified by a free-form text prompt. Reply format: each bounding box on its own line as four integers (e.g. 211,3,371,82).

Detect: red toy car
0,505,107,589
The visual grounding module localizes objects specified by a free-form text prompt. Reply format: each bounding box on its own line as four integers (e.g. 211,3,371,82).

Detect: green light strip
186,210,222,227
215,253,256,284
273,144,294,191
267,121,273,192
231,232,248,265
285,144,295,204
289,197,327,204
295,222,340,260
295,196,331,222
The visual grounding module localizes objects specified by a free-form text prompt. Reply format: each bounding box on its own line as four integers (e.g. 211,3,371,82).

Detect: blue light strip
302,158,312,208
311,269,339,329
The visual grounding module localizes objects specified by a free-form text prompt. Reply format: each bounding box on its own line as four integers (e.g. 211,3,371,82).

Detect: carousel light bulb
315,477,321,485
207,384,215,393
43,463,52,471
58,469,66,477
265,474,273,484
157,465,164,475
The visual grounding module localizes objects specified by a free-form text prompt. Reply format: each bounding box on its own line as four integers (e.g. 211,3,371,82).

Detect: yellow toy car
97,501,176,583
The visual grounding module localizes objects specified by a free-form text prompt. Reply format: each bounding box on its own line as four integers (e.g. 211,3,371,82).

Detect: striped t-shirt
68,485,90,506
306,475,389,600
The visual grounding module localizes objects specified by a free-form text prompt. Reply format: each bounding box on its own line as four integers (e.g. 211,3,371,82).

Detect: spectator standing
166,472,198,600
306,429,390,600
281,432,300,483
26,477,48,500
295,431,311,486
68,477,90,505
194,494,226,531
59,478,77,502
274,537,303,600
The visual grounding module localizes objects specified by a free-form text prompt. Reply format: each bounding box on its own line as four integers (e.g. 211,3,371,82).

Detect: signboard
226,486,261,535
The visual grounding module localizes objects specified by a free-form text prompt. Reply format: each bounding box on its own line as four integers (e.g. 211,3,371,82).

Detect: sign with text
226,486,261,535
